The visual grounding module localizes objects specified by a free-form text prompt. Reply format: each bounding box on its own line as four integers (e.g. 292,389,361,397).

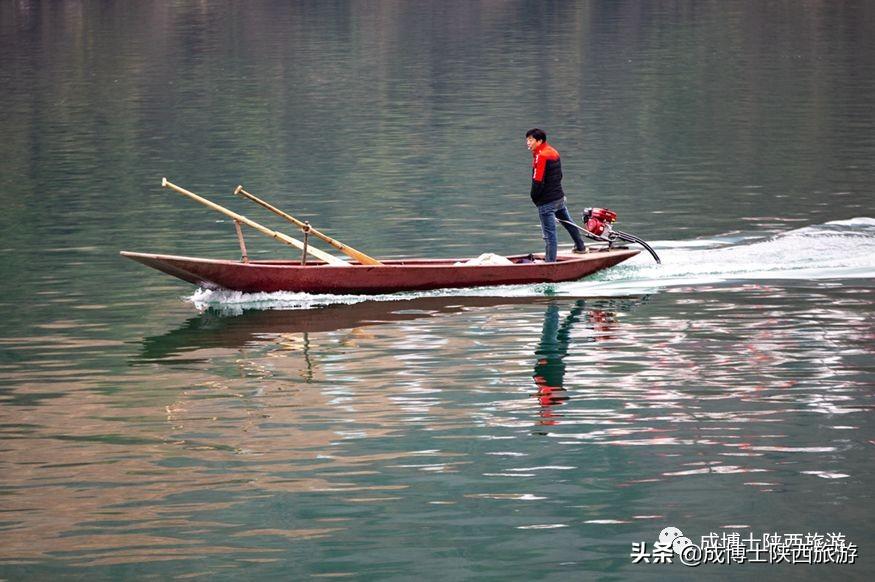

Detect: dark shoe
572,247,587,254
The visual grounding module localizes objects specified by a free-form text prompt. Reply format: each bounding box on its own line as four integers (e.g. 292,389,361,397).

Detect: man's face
526,136,542,151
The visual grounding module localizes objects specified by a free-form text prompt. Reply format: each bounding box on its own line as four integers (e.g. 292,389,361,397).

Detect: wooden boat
120,249,640,294
122,179,643,295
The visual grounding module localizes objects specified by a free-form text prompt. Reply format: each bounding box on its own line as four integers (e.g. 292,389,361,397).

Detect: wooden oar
234,185,383,265
161,178,347,266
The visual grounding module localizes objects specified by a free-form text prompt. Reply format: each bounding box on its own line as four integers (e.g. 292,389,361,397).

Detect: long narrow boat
120,249,639,294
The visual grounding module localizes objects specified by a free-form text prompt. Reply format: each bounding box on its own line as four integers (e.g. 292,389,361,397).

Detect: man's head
525,128,547,151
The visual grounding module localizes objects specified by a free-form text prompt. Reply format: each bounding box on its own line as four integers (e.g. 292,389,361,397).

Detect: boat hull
120,250,639,294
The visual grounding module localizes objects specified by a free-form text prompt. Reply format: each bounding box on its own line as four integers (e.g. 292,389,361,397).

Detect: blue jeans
538,197,587,262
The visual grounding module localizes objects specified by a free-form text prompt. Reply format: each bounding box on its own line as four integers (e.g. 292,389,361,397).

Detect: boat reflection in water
138,295,643,438
141,295,642,361
137,296,578,363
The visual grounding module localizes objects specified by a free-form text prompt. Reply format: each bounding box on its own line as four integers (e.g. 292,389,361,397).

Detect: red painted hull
120,249,639,294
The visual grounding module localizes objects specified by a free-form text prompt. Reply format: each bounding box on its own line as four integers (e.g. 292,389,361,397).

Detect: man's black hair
525,128,547,142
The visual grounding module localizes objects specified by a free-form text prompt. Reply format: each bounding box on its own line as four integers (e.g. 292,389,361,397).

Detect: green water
1,1,874,579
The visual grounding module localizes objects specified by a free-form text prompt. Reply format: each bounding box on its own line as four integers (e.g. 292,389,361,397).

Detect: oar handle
161,178,346,265
234,185,382,266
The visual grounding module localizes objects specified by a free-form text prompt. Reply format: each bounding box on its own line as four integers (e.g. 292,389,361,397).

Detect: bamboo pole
161,178,347,266
233,220,249,263
233,185,383,265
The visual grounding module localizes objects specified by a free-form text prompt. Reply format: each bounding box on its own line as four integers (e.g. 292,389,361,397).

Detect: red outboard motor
582,207,617,236
577,207,661,263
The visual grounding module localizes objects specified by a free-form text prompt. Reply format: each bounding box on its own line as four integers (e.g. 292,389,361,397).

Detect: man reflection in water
532,301,616,428
532,300,586,425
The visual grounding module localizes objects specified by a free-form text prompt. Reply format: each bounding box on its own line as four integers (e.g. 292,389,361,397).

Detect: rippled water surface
2,1,874,579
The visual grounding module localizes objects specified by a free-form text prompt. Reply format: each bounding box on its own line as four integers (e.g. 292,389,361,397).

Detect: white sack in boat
454,253,514,266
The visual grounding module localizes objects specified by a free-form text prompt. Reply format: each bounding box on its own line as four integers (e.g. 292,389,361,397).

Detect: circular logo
658,527,684,547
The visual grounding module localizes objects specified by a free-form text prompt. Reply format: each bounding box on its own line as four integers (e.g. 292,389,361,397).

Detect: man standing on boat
525,128,587,262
